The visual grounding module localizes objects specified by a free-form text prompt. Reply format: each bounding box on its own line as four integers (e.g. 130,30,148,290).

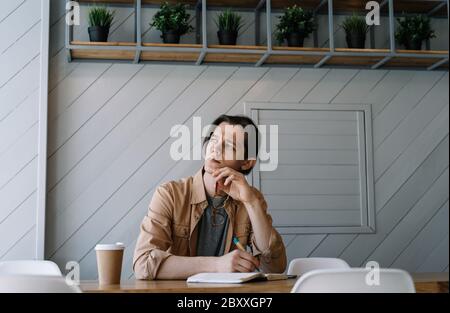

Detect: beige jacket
133,167,287,280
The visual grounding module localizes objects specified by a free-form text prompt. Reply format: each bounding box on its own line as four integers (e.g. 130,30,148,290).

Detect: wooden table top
81,278,297,293
80,272,448,293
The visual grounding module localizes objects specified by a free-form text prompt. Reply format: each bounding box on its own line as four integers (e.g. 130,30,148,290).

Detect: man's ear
241,159,256,172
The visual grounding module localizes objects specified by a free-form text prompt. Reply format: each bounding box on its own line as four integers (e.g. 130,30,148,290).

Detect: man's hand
211,167,259,205
210,166,272,264
215,249,260,272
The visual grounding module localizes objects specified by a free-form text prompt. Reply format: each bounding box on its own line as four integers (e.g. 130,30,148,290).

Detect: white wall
0,0,49,261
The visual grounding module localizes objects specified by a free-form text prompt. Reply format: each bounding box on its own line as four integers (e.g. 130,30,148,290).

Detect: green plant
275,5,316,45
88,6,115,28
341,13,368,36
214,9,244,33
395,14,435,47
149,2,194,35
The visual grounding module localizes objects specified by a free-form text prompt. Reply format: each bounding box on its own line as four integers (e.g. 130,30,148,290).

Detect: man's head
203,115,259,176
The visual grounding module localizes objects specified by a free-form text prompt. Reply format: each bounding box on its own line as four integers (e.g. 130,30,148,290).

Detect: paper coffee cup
95,242,125,285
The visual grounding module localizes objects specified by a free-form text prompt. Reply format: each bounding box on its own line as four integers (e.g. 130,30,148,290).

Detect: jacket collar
190,167,207,204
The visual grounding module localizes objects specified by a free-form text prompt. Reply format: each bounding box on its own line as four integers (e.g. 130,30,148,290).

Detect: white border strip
37,0,50,260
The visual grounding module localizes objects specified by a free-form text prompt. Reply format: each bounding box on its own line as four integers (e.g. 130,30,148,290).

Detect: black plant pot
346,32,366,49
403,38,423,50
286,31,306,47
162,30,181,44
217,30,238,45
88,26,110,42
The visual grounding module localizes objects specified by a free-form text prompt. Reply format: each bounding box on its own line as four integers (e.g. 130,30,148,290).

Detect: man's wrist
209,256,220,272
243,194,264,211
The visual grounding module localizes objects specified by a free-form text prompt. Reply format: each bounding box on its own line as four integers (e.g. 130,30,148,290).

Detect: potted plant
341,13,369,49
275,5,316,47
395,14,436,50
215,9,244,45
150,2,194,44
88,6,115,42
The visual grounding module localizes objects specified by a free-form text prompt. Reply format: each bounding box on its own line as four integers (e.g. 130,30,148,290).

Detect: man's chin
204,160,222,173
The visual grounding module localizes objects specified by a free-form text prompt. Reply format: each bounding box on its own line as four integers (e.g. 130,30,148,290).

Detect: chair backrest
0,275,81,293
291,268,416,293
287,258,350,276
0,260,62,276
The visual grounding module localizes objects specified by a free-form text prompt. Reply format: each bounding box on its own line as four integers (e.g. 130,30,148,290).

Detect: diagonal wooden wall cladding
0,0,43,260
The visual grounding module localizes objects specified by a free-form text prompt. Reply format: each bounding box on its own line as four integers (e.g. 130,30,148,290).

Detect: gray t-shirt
196,194,229,257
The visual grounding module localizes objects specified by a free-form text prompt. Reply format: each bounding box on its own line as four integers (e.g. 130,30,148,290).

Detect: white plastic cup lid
95,242,125,251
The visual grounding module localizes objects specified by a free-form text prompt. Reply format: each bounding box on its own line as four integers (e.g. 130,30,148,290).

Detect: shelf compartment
392,0,448,16
140,43,202,61
386,50,449,68
266,47,328,65
326,48,390,66
330,0,447,16
265,48,389,67
204,45,266,63
70,41,137,61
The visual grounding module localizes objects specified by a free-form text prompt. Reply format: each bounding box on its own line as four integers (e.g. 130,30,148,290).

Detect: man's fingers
215,170,242,183
213,167,236,177
233,264,245,273
214,167,232,177
214,174,239,186
237,258,256,272
212,167,225,176
238,250,260,268
214,171,230,180
215,177,226,188
224,175,234,186
234,263,253,273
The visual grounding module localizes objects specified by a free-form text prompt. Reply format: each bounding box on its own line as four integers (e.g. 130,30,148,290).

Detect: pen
233,236,261,272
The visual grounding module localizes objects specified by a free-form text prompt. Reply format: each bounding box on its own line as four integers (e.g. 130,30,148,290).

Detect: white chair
291,268,416,293
0,260,62,276
287,257,350,276
0,275,81,293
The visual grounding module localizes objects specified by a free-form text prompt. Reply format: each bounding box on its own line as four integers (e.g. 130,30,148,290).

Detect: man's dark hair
203,114,259,175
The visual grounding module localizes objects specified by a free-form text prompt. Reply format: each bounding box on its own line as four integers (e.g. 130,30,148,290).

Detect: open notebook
187,272,297,284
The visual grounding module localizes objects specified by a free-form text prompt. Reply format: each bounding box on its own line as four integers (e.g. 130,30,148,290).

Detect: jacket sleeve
248,189,287,274
133,184,174,280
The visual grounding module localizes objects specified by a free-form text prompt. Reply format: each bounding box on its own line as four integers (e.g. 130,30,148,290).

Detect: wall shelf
69,40,449,68
66,0,449,70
